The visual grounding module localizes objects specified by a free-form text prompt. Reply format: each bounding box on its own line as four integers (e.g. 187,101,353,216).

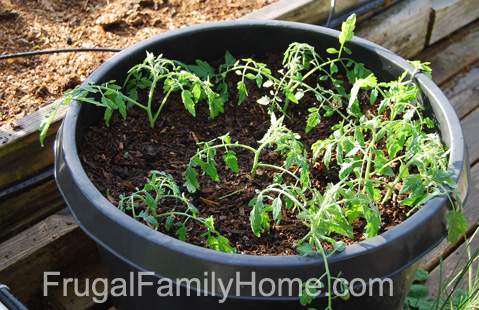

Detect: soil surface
0,0,275,126
80,55,410,255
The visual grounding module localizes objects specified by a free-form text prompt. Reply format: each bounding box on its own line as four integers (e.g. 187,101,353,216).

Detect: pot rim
57,19,466,267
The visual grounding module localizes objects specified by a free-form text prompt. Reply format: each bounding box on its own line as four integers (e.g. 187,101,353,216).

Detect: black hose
325,0,386,28
325,0,336,28
0,285,28,310
0,47,122,60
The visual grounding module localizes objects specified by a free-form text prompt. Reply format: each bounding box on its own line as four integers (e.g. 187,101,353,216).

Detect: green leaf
365,181,381,202
370,88,378,105
415,269,429,282
324,143,333,168
339,14,356,45
184,166,200,193
257,96,270,106
285,88,298,104
188,59,214,79
205,161,220,182
447,210,467,243
249,197,264,237
305,108,320,133
326,47,339,54
176,223,187,241
330,62,338,74
339,162,355,179
263,80,274,88
408,284,428,299
181,89,196,116
237,81,247,105
223,151,239,173
400,175,423,194
272,197,282,223
165,215,174,232
207,235,236,253
191,83,202,101
296,243,314,256
224,50,236,67
103,107,113,126
363,205,381,238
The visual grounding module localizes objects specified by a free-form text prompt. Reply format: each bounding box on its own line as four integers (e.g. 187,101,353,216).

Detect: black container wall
54,20,469,309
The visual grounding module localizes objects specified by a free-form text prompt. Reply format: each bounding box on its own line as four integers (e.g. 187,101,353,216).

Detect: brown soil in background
0,0,275,126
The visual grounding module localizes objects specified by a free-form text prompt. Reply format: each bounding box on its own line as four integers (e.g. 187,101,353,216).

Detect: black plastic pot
54,20,469,309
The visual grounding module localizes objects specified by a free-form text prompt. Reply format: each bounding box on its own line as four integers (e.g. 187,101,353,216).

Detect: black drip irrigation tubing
0,47,122,60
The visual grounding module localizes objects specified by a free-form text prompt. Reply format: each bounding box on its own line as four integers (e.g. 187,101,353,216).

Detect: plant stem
146,77,159,128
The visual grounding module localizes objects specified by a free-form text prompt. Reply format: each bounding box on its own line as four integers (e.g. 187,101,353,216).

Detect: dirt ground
0,0,275,126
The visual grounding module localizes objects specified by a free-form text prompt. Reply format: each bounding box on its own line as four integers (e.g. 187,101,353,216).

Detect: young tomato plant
118,171,235,253
43,13,465,272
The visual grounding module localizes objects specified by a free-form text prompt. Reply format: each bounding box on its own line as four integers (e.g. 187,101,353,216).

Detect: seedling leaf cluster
41,15,465,263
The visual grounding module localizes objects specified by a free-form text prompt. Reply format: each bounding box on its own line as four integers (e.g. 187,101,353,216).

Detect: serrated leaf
415,269,429,282
296,243,314,256
339,14,356,45
165,215,174,232
257,96,270,106
184,166,200,193
285,88,298,104
447,210,467,243
408,284,428,299
370,88,378,105
188,59,214,79
181,89,196,116
205,161,220,182
272,197,282,223
339,162,355,179
103,107,113,126
176,224,187,241
223,150,239,173
400,175,422,194
237,80,247,105
250,197,264,237
191,83,202,101
305,108,320,133
263,80,273,88
324,144,333,168
363,205,381,238
224,50,236,67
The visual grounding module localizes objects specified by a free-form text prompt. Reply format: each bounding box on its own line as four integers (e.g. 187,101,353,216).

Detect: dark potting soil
79,56,410,255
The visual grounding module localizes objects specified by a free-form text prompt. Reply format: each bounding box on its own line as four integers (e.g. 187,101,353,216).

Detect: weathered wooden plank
0,102,67,189
462,107,479,165
0,176,63,243
421,162,479,272
425,162,479,296
429,0,479,45
419,20,479,85
43,259,108,310
426,224,479,298
0,209,98,305
442,64,479,119
420,108,479,271
418,61,479,271
243,0,369,24
357,0,432,58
